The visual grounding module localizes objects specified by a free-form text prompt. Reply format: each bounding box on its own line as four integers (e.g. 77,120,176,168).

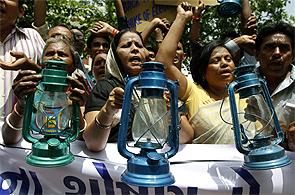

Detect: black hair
190,39,229,89
256,21,295,52
86,33,110,49
111,28,144,77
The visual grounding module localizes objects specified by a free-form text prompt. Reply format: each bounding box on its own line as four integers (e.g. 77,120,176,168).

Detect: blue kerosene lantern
228,64,291,169
118,62,179,187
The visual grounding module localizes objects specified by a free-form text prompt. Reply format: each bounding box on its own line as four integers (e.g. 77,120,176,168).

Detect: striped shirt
0,26,45,121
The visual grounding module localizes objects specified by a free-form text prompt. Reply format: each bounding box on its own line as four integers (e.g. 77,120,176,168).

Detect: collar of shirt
272,64,295,96
1,26,29,44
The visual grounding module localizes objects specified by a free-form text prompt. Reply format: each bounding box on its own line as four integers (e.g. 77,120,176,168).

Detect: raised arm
33,0,48,39
156,2,192,98
90,21,119,38
114,0,125,18
241,0,256,35
114,0,129,30
190,0,205,43
34,0,46,27
140,18,169,44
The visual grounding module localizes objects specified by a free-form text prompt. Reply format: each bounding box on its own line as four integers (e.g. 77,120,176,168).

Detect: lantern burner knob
48,138,61,150
147,152,162,165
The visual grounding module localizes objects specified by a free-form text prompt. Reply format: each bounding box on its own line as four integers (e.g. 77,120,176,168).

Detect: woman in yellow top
156,3,255,144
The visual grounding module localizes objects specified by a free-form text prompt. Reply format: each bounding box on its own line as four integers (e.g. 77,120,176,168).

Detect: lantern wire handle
219,91,276,145
219,93,275,128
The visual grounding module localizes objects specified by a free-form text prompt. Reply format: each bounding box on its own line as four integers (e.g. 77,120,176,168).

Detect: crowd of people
0,0,294,153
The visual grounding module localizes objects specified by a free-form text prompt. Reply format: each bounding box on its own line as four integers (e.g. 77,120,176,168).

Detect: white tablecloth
1,133,295,195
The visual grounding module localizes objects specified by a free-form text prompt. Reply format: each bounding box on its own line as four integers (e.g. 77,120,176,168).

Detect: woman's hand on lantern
105,87,124,115
67,73,90,106
0,51,41,71
12,70,42,102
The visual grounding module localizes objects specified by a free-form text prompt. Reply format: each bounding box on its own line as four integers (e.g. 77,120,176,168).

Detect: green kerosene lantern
22,60,80,167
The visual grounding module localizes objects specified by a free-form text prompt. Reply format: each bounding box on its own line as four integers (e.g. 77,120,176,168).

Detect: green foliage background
19,0,118,38
18,0,295,62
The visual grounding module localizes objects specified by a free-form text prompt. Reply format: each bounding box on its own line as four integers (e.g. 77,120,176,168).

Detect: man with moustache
255,21,295,151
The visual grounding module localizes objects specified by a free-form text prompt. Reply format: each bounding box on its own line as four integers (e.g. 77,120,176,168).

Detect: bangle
95,116,112,129
13,103,23,118
192,15,201,21
111,28,118,37
6,113,22,131
80,118,87,132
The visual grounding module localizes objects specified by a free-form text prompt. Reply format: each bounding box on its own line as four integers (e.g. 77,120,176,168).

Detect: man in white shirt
255,21,295,151
0,0,45,126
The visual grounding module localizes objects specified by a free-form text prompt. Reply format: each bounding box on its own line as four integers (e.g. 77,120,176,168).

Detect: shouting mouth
129,56,142,64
